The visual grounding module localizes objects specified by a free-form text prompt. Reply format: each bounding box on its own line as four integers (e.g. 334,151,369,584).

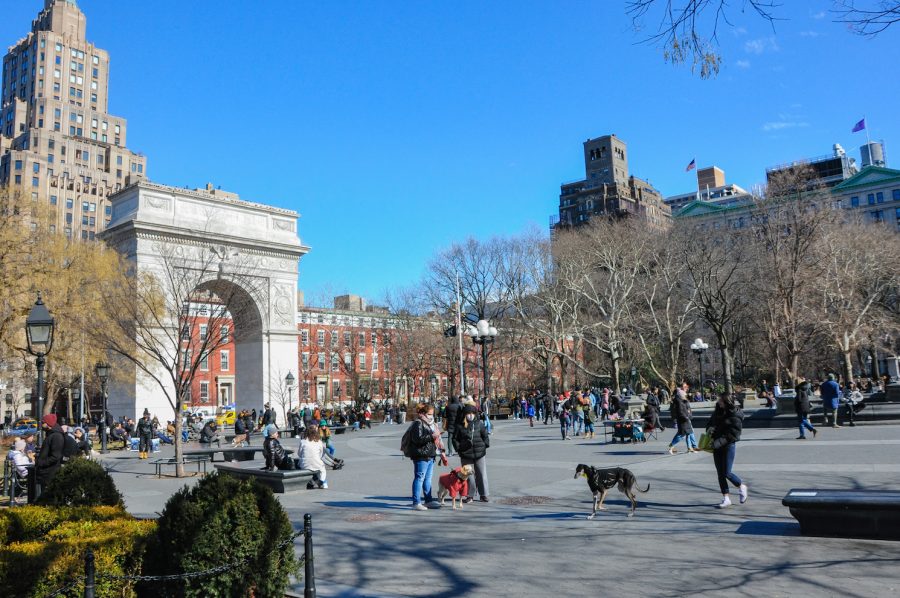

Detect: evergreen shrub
36,458,123,507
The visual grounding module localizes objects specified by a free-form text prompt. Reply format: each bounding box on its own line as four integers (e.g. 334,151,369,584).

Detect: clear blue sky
4,1,898,305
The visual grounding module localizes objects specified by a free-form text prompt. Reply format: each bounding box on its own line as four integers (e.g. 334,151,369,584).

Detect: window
200,352,209,371
850,196,859,207
220,350,229,371
371,332,377,347
333,380,341,399
343,331,351,346
331,330,338,347
220,325,229,343
14,160,22,170
331,354,339,371
895,207,900,226
199,382,209,403
199,324,207,340
372,354,379,371
301,352,309,371
359,354,366,370
383,353,390,371
82,201,89,211
317,330,325,346
181,325,190,341
893,189,900,201
358,332,365,347
49,195,57,205
876,192,884,204
317,353,325,370
867,193,875,205
32,177,39,187
181,348,192,366
300,329,308,345
343,353,351,367
302,381,310,398
32,163,40,174
66,198,73,209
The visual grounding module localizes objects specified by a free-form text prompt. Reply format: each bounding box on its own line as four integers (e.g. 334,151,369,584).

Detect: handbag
698,433,714,453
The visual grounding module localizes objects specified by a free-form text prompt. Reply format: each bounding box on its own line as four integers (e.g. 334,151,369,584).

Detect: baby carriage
611,420,646,443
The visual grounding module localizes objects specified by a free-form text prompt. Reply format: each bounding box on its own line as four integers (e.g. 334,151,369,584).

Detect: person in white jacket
299,427,328,489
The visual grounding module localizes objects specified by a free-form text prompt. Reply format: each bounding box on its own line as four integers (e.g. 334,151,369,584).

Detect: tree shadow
735,521,802,536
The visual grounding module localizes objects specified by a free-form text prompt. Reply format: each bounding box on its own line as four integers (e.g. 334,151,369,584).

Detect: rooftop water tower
860,141,886,167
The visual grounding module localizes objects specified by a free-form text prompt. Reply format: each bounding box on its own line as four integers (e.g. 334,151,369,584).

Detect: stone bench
151,456,208,478
184,447,292,462
213,463,316,493
327,425,351,435
782,488,900,540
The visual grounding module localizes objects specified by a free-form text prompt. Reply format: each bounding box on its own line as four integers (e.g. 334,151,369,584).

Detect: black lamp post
630,366,637,395
466,319,498,399
95,361,110,454
690,338,709,398
285,371,295,413
26,292,55,445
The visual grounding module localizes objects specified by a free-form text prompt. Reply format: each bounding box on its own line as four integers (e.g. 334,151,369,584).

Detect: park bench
213,462,316,493
782,488,900,540
327,425,351,435
151,456,209,478
184,447,292,463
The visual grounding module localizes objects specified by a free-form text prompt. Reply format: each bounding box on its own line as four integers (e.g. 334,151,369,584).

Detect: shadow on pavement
735,521,802,536
322,501,409,510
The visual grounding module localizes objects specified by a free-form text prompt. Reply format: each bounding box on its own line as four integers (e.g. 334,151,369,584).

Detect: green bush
0,506,155,598
142,472,300,598
36,458,123,508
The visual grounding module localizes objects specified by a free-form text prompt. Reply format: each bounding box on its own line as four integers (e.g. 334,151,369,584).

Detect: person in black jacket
199,420,220,446
443,396,462,456
137,410,154,459
706,393,748,508
794,378,817,440
36,414,66,494
262,425,295,471
407,403,444,511
454,404,491,503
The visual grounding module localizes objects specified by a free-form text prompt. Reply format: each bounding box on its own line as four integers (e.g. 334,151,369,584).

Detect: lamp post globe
469,318,498,399
285,371,295,412
690,338,708,397
26,293,55,445
95,361,111,454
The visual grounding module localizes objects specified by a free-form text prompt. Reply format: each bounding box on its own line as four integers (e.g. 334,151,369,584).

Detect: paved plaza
107,413,900,597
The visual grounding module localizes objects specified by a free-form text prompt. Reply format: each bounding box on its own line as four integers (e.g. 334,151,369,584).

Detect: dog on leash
574,463,649,518
437,465,474,509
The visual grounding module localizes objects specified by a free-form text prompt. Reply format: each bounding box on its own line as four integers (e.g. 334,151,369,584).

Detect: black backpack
400,422,417,458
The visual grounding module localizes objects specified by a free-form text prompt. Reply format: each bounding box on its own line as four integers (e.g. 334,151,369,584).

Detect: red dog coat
439,468,469,498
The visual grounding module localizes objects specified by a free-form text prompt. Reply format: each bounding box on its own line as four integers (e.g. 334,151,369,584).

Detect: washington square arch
100,180,309,421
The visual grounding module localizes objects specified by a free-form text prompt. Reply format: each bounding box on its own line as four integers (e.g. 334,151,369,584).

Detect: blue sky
3,1,898,305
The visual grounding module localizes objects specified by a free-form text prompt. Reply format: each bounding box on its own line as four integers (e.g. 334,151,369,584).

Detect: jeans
669,432,698,449
574,414,584,435
412,458,435,505
798,415,815,437
460,456,489,499
713,443,742,494
560,421,568,440
584,422,595,435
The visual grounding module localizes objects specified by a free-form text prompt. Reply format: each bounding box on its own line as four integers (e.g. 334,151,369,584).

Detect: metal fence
45,513,317,598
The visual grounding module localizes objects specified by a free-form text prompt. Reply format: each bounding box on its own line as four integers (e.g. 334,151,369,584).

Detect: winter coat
454,419,490,461
263,436,292,470
794,382,813,415
707,402,744,449
36,425,66,485
137,417,154,439
409,420,438,461
444,399,463,433
820,380,841,409
299,438,326,474
234,417,247,435
199,422,219,443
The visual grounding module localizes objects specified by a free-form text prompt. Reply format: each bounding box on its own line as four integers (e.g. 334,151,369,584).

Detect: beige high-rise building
0,0,147,241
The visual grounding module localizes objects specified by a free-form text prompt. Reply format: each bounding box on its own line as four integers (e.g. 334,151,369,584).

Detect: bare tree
93,241,268,477
836,0,900,35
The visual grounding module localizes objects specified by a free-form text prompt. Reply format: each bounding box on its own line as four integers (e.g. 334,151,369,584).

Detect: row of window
180,348,230,372
181,324,230,343
300,329,386,347
849,189,900,207
300,351,387,372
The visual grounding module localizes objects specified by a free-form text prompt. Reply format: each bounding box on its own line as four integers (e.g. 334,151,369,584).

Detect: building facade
554,134,672,230
0,0,147,241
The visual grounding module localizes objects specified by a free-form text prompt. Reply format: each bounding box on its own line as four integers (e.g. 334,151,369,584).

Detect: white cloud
813,11,826,19
762,121,810,132
733,26,748,36
744,37,780,54
735,59,751,69
800,30,822,38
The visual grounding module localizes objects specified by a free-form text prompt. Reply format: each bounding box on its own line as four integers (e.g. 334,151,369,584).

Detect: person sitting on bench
110,422,130,448
199,420,221,446
263,425,295,471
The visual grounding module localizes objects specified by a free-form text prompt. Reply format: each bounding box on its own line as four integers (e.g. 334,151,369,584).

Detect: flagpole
865,115,871,146
455,273,466,396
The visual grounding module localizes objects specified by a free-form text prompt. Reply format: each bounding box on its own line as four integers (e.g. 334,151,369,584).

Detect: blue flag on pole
852,118,866,133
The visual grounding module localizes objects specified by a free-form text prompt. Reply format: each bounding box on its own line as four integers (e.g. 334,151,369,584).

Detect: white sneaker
739,484,748,504
413,503,427,511
320,482,328,489
718,495,732,509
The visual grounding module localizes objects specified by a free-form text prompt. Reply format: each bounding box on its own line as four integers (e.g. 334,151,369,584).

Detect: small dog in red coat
437,465,474,509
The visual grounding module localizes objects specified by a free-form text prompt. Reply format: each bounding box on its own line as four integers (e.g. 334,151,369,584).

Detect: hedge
0,506,155,598
35,457,123,508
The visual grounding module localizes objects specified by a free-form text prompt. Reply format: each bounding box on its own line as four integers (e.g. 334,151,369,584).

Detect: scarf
419,414,445,453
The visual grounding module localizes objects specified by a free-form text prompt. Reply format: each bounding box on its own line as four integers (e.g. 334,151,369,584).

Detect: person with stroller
707,392,748,508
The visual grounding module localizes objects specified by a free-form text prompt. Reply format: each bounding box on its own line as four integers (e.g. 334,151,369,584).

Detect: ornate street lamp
285,371,295,413
466,319,498,399
26,293,55,445
690,338,709,398
95,361,110,454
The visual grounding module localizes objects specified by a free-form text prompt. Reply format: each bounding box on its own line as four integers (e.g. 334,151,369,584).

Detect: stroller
611,420,646,443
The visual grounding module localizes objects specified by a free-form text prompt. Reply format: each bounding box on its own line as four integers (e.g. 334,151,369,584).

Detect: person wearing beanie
263,425,296,472
73,427,92,457
36,413,66,492
453,404,491,503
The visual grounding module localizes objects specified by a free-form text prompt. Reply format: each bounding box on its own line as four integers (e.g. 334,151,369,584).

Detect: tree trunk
174,409,184,478
612,356,621,395
720,346,734,396
545,353,553,395
842,347,854,388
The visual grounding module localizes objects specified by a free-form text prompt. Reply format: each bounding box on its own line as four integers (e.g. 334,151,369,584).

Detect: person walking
526,402,536,427
444,396,462,456
794,377,818,439
706,392,748,508
559,403,571,440
406,403,443,511
454,404,490,503
583,398,596,439
667,389,698,454
820,374,842,428
136,409,154,459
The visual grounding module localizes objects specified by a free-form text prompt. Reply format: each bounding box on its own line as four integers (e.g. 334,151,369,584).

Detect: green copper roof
831,165,900,193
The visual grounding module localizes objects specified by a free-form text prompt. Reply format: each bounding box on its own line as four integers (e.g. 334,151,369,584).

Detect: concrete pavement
106,417,900,597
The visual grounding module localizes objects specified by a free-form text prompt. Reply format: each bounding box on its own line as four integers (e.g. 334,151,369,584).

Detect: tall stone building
0,0,147,241
554,134,672,230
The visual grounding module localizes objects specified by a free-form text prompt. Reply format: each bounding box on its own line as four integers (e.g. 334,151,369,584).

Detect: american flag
685,159,696,172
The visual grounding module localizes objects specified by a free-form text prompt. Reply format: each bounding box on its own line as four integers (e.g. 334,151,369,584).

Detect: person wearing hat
36,414,66,492
137,409,154,459
453,403,491,503
820,374,843,428
263,424,295,471
8,438,31,477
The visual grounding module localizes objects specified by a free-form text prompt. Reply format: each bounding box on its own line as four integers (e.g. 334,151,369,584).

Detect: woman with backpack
403,403,445,511
706,392,748,508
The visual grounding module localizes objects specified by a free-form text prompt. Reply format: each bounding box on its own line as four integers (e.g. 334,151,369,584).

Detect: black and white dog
574,463,650,518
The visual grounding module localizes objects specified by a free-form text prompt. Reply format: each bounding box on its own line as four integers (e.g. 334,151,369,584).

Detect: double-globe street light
690,338,709,398
466,319,498,399
25,293,55,446
95,361,110,454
